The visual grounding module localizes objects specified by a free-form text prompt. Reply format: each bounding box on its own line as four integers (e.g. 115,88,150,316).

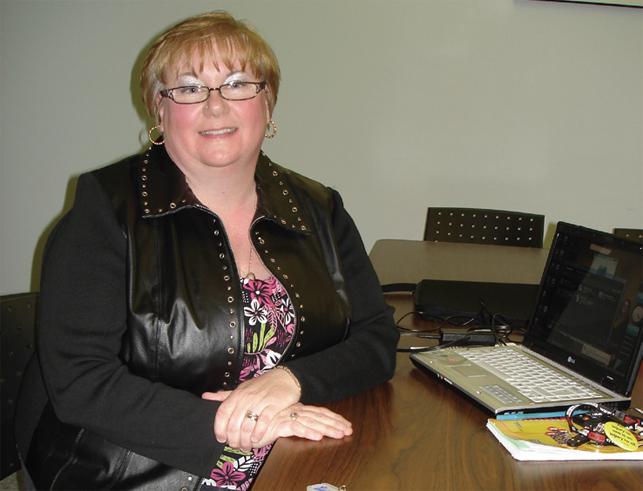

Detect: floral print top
200,276,296,490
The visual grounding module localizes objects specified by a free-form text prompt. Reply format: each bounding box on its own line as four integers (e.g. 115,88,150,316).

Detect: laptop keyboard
456,348,605,403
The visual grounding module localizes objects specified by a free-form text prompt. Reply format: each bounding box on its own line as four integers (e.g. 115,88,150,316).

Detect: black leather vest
27,146,351,489
108,145,351,394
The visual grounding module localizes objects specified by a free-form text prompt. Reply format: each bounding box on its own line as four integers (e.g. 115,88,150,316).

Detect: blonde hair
140,11,280,122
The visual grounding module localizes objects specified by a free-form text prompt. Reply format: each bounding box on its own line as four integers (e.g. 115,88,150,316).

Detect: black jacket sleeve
285,189,400,403
37,173,224,476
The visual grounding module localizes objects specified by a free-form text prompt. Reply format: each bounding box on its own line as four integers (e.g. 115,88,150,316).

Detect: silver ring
289,411,299,421
246,410,259,422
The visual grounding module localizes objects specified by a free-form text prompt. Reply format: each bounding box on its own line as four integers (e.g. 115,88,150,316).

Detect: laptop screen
526,222,643,396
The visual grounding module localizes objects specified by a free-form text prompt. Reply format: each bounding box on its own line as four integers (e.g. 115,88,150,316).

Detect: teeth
200,128,235,136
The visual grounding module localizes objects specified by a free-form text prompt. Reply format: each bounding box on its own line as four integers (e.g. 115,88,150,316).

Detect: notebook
411,222,643,416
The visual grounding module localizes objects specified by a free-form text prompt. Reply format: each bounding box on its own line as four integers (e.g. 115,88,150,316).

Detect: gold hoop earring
148,125,164,146
265,119,277,139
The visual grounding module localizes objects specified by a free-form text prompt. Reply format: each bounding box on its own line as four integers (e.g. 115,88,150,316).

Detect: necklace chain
243,191,258,280
245,245,255,280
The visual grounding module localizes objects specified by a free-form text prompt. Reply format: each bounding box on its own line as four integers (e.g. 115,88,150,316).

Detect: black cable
490,312,511,344
396,310,421,325
397,309,479,328
395,297,527,353
395,310,443,334
472,299,527,344
443,315,477,326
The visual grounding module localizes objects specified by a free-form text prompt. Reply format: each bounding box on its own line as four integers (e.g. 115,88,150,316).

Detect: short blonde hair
140,11,280,122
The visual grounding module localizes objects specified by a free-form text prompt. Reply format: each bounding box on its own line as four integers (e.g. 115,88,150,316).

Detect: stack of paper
486,418,643,461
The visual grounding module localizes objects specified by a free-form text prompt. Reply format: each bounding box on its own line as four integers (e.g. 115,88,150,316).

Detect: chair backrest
424,207,545,248
613,228,643,244
1,292,37,479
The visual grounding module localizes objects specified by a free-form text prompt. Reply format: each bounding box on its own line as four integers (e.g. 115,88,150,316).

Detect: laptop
411,222,643,417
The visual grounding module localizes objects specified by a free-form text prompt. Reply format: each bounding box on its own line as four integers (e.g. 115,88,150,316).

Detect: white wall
1,0,642,295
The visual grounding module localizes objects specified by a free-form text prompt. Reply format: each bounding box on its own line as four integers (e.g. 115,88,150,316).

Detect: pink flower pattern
210,461,246,487
201,276,295,490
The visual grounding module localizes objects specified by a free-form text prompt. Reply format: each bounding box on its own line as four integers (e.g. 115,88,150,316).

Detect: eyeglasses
160,81,267,104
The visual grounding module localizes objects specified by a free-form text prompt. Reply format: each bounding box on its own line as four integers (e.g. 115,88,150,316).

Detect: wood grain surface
253,241,643,491
255,294,643,490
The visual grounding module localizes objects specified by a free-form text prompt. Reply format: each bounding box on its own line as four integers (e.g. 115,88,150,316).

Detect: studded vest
95,144,351,394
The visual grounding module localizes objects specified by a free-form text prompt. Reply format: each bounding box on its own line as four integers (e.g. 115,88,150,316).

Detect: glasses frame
160,81,267,104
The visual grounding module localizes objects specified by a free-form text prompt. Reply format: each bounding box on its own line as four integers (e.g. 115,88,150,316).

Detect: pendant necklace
245,246,256,280
244,191,258,280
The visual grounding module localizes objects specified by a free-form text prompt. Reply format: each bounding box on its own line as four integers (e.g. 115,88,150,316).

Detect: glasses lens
172,86,210,104
220,82,260,101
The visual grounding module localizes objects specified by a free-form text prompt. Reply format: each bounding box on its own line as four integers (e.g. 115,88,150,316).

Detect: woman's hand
202,367,302,450
251,403,353,448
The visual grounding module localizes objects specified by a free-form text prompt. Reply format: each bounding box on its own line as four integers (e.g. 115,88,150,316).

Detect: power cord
397,326,497,353
395,299,524,352
387,283,536,353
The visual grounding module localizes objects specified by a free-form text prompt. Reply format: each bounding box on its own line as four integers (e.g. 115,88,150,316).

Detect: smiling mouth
199,127,236,137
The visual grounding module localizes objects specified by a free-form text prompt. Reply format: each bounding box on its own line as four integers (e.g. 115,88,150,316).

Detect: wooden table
253,241,643,491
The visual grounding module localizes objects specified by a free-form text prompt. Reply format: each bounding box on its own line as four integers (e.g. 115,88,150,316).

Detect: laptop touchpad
453,365,489,377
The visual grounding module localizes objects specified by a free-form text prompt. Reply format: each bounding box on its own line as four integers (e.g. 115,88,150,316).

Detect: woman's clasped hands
202,367,352,450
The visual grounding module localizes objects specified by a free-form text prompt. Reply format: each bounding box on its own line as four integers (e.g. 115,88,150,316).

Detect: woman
15,11,398,490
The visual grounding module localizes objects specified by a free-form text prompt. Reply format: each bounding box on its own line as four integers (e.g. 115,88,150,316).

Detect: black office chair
613,228,643,244
423,207,545,248
1,292,37,480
